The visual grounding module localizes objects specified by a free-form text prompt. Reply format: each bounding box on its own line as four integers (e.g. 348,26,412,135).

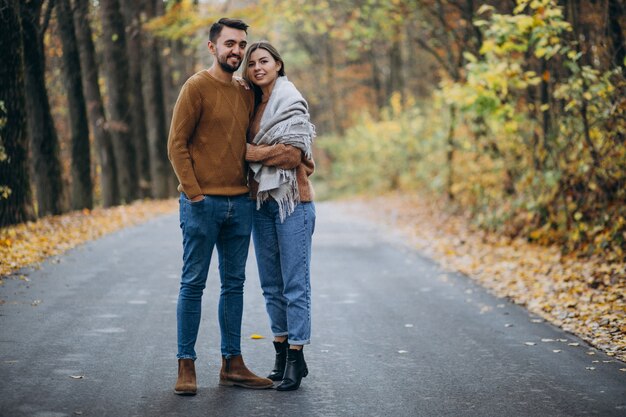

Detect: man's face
209,27,247,73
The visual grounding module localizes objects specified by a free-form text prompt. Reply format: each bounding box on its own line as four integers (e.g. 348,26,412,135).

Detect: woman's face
246,48,282,90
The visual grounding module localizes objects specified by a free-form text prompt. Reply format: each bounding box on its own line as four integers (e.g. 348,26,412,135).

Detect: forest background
0,0,624,356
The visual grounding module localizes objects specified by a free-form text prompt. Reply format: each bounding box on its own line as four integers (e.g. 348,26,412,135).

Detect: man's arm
246,144,302,170
167,81,203,200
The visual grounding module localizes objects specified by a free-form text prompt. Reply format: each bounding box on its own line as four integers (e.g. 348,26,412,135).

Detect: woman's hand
233,76,250,90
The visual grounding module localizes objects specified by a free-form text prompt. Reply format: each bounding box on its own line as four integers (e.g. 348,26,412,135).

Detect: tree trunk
540,58,551,157
324,35,342,134
121,0,152,198
143,0,172,198
72,0,119,207
369,48,385,116
388,37,404,105
0,0,35,227
153,1,180,195
20,0,64,216
57,0,93,210
608,0,625,71
446,105,456,201
100,0,138,203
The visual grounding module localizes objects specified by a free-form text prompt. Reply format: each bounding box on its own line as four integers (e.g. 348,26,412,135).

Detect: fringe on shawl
257,174,301,223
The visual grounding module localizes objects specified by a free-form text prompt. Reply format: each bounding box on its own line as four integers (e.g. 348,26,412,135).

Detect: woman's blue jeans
177,193,253,360
252,200,315,345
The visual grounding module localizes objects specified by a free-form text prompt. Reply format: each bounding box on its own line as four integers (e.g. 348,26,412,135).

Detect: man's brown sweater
167,70,254,199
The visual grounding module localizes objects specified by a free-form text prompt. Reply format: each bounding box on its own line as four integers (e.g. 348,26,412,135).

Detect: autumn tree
72,0,119,207
57,0,93,210
0,0,34,226
121,0,152,198
100,0,138,203
20,0,64,216
143,0,172,198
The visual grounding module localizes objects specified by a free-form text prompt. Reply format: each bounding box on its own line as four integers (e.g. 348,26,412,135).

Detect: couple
167,17,315,394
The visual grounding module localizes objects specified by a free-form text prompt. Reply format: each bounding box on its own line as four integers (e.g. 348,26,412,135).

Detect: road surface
1,202,624,416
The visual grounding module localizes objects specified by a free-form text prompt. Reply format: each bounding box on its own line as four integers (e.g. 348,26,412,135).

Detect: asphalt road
1,201,625,417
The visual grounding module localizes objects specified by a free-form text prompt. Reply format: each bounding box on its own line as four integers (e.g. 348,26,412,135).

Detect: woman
242,41,316,391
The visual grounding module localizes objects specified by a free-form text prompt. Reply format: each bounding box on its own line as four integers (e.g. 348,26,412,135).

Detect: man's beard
218,54,241,73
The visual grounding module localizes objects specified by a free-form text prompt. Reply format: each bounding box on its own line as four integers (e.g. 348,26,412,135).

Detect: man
167,17,272,395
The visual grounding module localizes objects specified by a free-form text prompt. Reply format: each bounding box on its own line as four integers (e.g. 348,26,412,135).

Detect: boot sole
275,368,308,391
174,389,197,396
219,380,273,390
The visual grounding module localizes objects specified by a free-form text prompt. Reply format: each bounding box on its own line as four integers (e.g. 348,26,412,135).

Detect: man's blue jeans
177,193,253,360
252,201,315,345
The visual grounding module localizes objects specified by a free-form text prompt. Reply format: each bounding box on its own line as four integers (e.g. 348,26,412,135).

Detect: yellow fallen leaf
250,334,265,339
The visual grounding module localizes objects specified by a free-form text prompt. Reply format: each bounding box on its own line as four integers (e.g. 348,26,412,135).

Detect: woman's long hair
242,41,286,107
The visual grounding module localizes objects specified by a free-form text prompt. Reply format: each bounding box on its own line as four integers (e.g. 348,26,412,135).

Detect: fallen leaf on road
525,342,536,346
619,368,626,372
553,350,562,353
541,338,555,342
250,334,265,339
586,351,596,355
69,375,84,379
568,343,580,347
505,323,514,327
398,350,408,354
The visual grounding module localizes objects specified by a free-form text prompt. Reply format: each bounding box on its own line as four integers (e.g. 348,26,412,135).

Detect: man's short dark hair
209,18,249,43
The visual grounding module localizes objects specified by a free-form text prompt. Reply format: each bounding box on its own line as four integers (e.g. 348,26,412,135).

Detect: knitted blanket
250,76,315,221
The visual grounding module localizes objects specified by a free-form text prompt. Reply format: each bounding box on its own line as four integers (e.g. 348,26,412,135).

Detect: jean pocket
182,193,206,206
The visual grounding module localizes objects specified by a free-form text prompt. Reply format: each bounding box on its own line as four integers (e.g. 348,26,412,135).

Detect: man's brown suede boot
219,355,273,389
174,358,197,395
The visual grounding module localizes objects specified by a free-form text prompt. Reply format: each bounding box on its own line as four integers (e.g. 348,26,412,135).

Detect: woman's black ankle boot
268,340,289,381
276,348,308,391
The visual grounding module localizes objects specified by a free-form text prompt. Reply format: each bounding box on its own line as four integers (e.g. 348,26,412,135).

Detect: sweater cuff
182,183,203,200
246,144,264,162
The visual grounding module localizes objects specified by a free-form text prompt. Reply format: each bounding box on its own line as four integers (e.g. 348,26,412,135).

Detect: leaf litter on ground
339,192,626,363
0,199,177,279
